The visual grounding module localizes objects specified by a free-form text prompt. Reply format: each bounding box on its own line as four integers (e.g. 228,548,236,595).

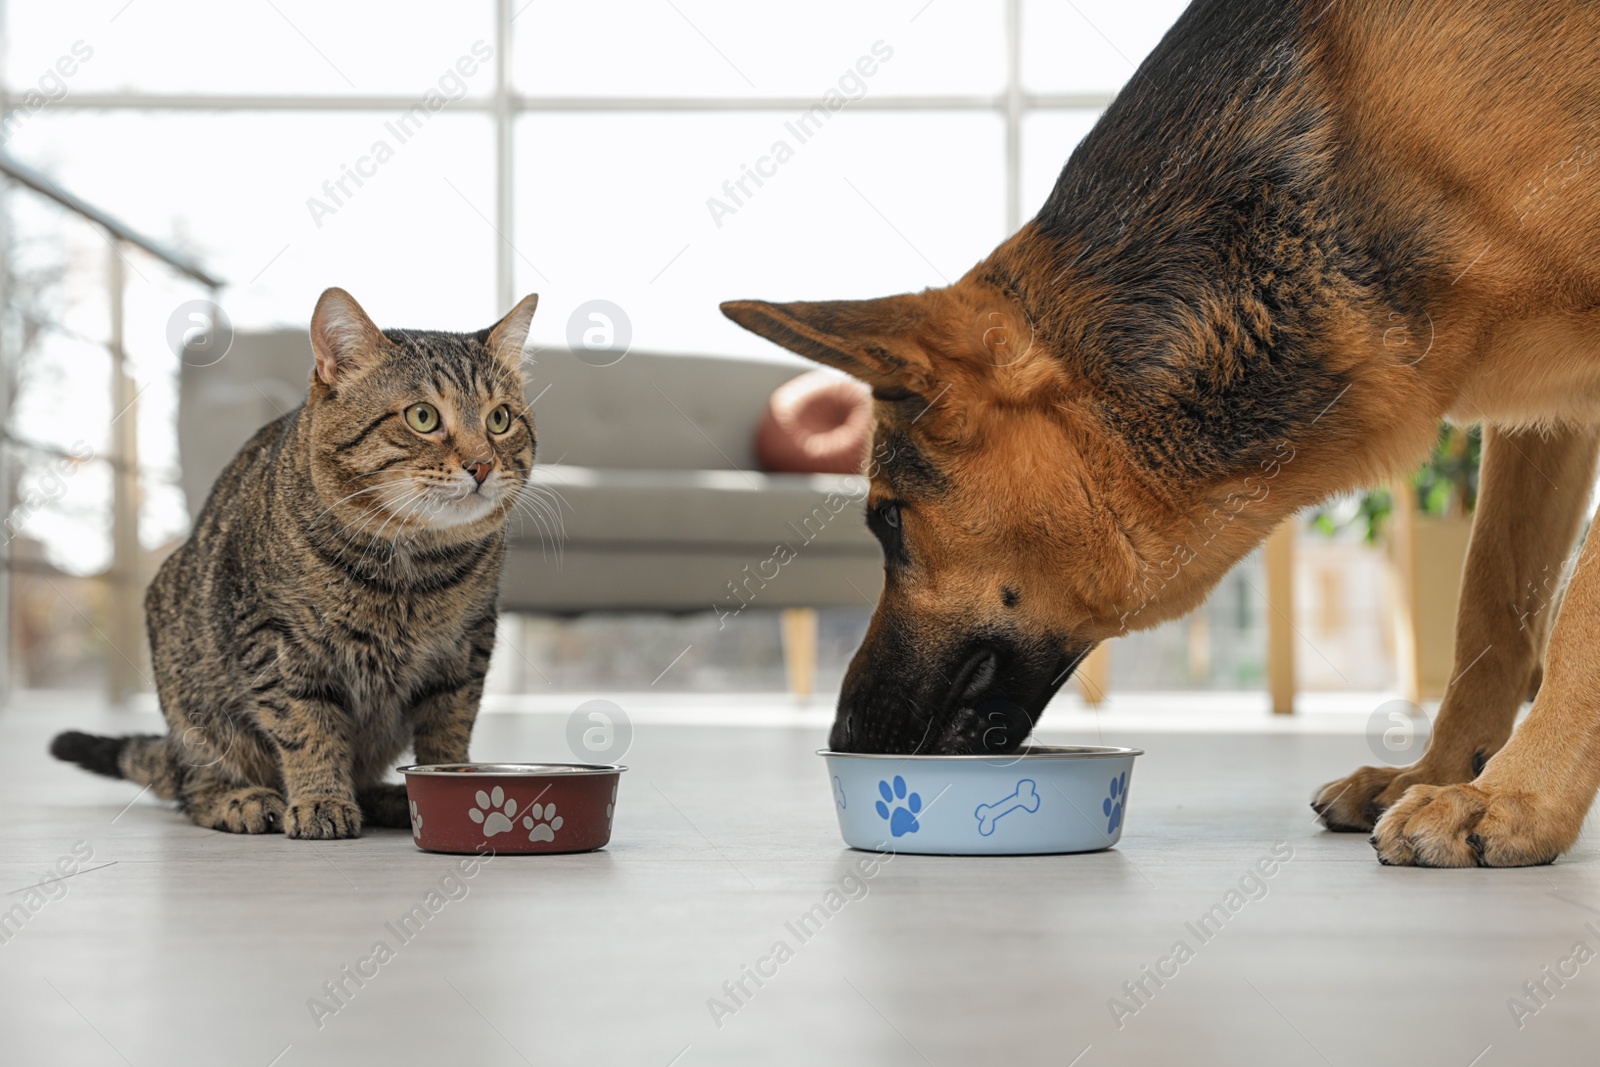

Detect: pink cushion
755,371,872,475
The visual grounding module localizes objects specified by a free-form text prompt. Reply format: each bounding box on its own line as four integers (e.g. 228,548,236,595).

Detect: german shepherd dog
722,0,1600,867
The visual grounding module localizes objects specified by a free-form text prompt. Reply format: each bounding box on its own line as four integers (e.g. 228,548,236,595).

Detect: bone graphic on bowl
974,779,1040,836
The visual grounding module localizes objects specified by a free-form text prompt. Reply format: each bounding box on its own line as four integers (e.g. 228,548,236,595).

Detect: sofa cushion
501,464,887,614
528,348,807,471
515,464,881,553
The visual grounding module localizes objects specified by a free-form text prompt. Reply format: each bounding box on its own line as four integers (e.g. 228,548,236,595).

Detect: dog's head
723,261,1302,754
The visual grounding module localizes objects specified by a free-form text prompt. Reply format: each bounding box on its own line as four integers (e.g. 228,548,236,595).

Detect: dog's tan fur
723,0,1600,865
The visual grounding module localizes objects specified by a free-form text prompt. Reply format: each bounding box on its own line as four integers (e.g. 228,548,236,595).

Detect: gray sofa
179,332,885,624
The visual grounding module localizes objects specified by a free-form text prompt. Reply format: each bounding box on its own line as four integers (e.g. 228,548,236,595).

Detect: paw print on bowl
874,775,922,837
1103,771,1128,835
467,786,518,837
522,802,564,842
409,799,424,838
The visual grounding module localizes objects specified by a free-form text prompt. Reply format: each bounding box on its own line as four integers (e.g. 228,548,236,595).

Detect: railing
0,150,223,702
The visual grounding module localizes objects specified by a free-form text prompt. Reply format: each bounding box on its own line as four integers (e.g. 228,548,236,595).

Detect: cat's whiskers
310,479,407,525
327,487,408,550
521,469,570,513
504,481,552,539
432,480,478,505
385,496,433,559
329,493,410,556
370,487,431,543
395,488,463,555
341,502,416,575
351,485,433,573
514,485,565,547
391,483,478,558
390,481,468,537
507,505,558,563
506,477,567,562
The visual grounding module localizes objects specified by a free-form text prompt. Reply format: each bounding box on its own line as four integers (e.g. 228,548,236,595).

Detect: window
3,0,1187,349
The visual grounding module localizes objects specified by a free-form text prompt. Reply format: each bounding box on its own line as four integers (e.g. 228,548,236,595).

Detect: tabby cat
50,287,539,839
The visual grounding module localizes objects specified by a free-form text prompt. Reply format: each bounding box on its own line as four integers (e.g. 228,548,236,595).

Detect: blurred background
0,0,1487,714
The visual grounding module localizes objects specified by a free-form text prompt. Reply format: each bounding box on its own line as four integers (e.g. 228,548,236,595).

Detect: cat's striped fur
51,288,539,839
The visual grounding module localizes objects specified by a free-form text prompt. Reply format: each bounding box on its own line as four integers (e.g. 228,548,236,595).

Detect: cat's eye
486,405,511,435
404,403,441,434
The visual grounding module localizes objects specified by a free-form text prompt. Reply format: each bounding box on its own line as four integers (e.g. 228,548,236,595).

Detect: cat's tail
49,731,182,800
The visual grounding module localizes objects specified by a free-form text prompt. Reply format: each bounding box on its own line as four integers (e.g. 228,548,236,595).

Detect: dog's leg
1314,425,1600,832
1373,497,1600,866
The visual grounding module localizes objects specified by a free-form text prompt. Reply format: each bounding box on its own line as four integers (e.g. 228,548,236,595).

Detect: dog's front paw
284,795,363,839
1312,763,1453,831
1312,750,1486,832
1371,783,1575,867
1311,765,1409,831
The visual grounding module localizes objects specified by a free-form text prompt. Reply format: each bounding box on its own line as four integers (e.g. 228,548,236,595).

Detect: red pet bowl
398,763,625,854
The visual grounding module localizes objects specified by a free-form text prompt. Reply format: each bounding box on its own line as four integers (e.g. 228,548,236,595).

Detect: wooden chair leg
1388,477,1423,706
1077,642,1110,707
781,608,818,702
1265,521,1297,715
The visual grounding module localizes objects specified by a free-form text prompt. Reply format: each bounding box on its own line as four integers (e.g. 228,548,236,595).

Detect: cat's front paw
284,795,363,839
199,787,285,834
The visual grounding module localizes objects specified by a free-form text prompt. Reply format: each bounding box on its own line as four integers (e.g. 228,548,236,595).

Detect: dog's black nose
977,696,1034,752
948,647,1029,753
956,648,1000,704
938,695,1033,754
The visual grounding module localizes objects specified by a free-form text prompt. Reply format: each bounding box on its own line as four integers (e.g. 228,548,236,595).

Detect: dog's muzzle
829,630,1087,755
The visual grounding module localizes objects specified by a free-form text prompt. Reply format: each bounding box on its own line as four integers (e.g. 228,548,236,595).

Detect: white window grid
5,0,1114,312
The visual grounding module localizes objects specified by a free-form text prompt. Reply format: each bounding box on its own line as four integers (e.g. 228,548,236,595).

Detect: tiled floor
3,690,1598,1066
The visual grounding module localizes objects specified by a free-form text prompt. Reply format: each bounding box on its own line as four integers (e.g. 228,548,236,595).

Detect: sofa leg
781,608,818,702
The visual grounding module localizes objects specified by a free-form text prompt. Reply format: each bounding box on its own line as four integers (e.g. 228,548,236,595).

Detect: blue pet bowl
821,746,1142,855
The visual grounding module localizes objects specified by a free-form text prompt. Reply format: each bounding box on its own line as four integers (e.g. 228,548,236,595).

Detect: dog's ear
720,295,935,397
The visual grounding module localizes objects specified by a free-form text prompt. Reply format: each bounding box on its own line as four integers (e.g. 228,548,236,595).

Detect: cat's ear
310,287,389,387
482,293,539,368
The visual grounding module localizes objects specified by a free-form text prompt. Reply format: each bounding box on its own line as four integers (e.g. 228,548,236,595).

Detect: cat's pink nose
464,460,493,484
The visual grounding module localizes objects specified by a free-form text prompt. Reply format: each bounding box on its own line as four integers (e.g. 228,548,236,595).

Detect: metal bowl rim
817,745,1142,761
397,762,627,777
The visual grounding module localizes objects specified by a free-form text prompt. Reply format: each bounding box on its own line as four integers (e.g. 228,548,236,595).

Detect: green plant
1311,424,1481,543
